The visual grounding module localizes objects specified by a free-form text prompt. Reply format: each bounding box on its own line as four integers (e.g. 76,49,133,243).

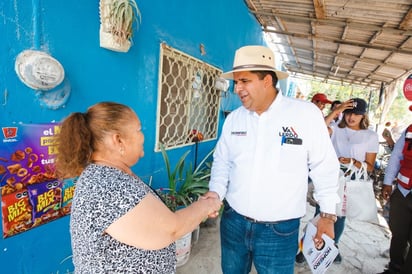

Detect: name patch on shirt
231,131,247,136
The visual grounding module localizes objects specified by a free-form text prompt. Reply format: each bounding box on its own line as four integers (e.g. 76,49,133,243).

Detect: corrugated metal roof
245,0,412,88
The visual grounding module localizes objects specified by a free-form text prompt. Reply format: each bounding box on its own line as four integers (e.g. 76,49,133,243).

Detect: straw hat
221,45,289,80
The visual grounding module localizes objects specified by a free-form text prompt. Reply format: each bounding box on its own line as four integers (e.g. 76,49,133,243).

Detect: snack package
27,179,63,227
1,189,33,238
61,177,77,216
301,216,339,274
1,123,61,237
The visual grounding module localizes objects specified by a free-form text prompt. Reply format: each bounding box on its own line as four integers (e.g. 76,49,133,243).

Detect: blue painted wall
0,0,270,272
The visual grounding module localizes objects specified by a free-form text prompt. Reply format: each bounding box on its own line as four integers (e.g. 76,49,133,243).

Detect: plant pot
99,0,133,52
176,231,192,267
99,28,131,52
191,225,200,245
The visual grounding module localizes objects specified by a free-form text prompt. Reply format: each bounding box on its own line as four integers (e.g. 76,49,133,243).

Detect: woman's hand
199,193,222,218
338,99,356,112
201,191,222,218
325,99,354,127
338,157,352,165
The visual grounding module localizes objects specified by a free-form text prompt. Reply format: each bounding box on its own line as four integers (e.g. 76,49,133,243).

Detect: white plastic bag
343,162,378,222
335,169,347,217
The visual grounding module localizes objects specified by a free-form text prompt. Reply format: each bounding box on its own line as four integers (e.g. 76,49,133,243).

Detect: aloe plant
109,0,142,44
158,144,214,211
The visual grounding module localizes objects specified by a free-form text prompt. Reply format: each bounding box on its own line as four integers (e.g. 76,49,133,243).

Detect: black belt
243,215,260,223
243,215,277,224
224,200,280,224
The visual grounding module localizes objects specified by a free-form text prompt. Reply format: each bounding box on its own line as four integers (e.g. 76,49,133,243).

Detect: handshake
199,191,223,218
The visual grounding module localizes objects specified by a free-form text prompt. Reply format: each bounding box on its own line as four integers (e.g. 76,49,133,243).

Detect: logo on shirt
279,126,299,138
231,131,247,136
279,126,303,145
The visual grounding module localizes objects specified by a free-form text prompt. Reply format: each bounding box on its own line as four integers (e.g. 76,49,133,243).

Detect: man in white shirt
204,45,340,273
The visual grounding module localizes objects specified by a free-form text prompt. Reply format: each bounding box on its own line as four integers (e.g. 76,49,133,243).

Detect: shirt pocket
278,144,307,172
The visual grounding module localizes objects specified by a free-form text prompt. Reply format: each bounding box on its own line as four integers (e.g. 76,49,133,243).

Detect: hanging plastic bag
336,168,348,217
345,162,378,222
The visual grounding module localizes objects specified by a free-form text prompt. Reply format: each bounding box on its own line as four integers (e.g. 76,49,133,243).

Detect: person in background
329,97,379,263
311,92,332,111
378,125,397,256
55,102,222,274
311,96,353,131
205,45,340,274
327,100,342,127
390,121,403,142
382,125,396,151
325,99,357,134
379,125,412,274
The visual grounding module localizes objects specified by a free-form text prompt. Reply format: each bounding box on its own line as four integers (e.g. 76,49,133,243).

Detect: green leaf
158,144,214,211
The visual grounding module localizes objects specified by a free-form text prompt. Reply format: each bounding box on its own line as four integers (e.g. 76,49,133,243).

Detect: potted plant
155,143,213,267
99,0,142,52
157,143,213,212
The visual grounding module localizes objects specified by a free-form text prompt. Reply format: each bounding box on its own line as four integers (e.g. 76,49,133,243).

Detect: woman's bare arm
105,193,222,250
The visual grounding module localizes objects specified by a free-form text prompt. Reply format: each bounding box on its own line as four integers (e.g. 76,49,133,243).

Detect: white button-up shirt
209,92,340,222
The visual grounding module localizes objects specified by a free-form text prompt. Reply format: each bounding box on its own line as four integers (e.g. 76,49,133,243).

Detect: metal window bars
155,43,222,151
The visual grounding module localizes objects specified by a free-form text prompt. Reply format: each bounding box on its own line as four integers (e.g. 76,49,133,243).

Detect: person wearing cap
327,100,343,126
325,99,356,133
204,45,340,273
378,124,412,274
311,93,332,111
329,97,379,263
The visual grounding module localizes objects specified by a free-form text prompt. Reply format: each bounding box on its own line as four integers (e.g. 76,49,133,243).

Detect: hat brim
318,99,332,104
221,67,289,80
344,110,365,115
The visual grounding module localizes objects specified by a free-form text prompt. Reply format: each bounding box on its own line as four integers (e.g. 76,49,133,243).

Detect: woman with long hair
56,102,222,273
329,97,379,263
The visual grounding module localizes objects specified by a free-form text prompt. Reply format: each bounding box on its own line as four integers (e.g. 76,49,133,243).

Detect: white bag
342,162,378,222
335,169,347,217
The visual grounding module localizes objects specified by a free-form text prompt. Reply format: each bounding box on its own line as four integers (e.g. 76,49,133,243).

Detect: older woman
56,102,222,273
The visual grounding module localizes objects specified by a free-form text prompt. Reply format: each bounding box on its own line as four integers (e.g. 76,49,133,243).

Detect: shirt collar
247,90,284,117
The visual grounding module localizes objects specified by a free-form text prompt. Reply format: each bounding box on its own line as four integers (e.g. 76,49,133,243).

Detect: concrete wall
0,0,269,272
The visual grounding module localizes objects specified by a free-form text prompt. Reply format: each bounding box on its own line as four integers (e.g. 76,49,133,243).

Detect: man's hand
381,185,393,201
314,217,335,249
200,191,221,218
202,191,220,200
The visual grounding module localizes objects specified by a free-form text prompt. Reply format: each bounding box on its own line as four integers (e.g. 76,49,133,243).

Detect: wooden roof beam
313,0,326,19
255,11,412,36
400,8,412,30
273,43,409,71
263,28,412,54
